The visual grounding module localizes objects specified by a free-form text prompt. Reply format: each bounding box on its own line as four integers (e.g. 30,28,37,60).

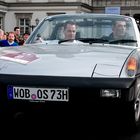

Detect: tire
126,92,140,132
134,90,140,123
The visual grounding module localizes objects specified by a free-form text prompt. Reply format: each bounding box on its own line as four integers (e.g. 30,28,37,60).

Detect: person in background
19,31,30,45
0,31,19,47
0,29,6,40
14,26,23,45
136,20,140,31
3,32,8,40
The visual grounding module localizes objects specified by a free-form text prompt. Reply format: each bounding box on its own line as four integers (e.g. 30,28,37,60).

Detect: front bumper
0,74,136,119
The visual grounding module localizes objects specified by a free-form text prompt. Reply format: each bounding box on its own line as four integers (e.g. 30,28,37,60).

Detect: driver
63,21,77,41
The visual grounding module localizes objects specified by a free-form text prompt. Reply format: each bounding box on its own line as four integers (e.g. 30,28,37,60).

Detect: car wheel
127,91,140,131
134,91,140,124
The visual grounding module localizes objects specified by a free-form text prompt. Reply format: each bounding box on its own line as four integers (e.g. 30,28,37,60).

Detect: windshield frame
25,14,139,47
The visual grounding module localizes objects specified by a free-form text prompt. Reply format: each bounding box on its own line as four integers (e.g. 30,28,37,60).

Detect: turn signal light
126,57,137,77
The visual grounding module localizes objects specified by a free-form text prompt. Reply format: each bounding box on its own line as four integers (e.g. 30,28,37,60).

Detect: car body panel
0,44,134,77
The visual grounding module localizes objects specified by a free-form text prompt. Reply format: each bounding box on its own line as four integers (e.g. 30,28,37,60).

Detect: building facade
0,0,139,34
92,0,140,20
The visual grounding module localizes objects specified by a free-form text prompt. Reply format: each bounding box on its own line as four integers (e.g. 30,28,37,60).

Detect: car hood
0,44,134,77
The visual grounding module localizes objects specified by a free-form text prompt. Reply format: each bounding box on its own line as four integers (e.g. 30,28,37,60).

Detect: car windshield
26,14,137,46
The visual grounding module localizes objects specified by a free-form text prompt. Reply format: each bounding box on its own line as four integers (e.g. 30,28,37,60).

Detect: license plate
7,86,69,102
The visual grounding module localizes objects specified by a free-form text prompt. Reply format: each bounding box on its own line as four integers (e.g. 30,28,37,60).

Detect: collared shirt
0,40,19,47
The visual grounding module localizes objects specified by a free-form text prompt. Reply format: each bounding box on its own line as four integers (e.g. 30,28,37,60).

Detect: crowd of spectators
0,27,30,47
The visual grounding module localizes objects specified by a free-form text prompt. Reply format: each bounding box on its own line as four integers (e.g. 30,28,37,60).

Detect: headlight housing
126,57,137,77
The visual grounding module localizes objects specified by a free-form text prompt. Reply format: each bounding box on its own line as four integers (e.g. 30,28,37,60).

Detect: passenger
0,31,19,47
107,19,131,40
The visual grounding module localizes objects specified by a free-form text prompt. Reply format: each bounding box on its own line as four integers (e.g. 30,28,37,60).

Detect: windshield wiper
109,39,137,44
78,38,108,44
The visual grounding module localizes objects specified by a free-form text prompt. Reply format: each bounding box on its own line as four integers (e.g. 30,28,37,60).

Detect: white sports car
0,14,140,130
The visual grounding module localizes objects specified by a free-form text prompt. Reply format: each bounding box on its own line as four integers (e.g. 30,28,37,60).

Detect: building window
111,0,121,3
15,13,33,35
19,18,30,35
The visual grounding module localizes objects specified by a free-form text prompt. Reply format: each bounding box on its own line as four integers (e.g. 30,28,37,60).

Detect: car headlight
100,89,121,98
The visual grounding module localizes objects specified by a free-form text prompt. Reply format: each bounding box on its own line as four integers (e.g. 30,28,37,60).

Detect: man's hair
8,31,15,36
64,21,76,30
112,19,126,27
14,26,20,31
23,31,30,36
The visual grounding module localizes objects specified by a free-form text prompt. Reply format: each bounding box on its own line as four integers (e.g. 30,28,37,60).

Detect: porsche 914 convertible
0,13,140,129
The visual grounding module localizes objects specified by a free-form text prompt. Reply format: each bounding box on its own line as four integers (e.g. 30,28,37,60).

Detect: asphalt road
85,120,140,140
2,118,140,140
7,117,140,140
2,113,140,140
